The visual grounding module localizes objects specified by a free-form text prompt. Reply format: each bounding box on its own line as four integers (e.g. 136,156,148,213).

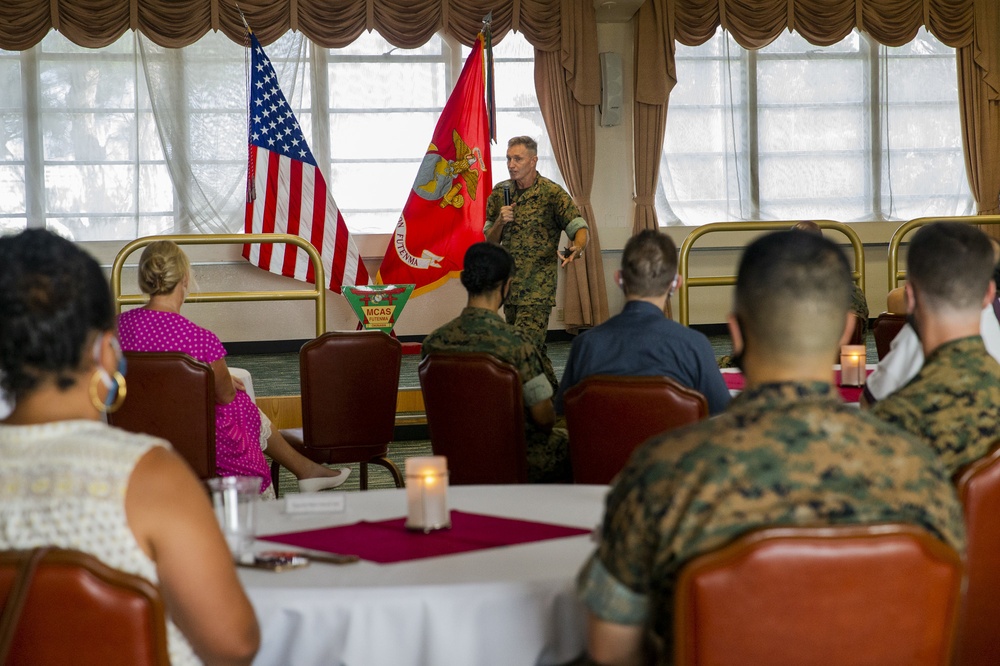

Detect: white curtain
658,28,974,226
137,31,308,236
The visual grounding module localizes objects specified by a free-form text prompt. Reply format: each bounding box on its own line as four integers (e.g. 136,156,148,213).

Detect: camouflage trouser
526,426,571,483
503,303,557,390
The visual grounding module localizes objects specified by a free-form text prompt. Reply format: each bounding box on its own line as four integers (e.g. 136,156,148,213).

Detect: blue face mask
92,334,127,410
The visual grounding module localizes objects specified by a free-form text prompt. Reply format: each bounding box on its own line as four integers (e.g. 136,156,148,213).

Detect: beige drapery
633,0,997,232
1,0,609,327
533,1,609,331
0,0,561,50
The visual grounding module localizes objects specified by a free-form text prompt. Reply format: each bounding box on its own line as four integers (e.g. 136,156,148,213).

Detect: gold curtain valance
0,0,561,51
636,0,985,106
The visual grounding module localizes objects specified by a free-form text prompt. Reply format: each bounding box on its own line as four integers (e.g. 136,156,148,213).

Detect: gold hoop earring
89,370,127,413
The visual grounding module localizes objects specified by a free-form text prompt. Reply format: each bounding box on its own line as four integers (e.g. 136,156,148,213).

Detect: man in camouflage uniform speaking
421,242,571,483
870,222,1000,475
578,230,965,666
484,136,588,385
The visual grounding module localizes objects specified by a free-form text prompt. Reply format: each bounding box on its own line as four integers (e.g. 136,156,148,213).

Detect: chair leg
372,456,404,488
270,460,281,496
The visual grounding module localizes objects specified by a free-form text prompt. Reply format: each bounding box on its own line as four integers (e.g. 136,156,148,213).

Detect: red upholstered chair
0,548,170,665
952,441,1000,666
418,352,528,485
108,351,216,480
563,375,708,485
674,524,962,666
872,312,908,360
276,331,404,492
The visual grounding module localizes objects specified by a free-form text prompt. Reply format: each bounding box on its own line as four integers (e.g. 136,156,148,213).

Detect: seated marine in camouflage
578,230,965,666
421,242,570,483
870,222,1000,475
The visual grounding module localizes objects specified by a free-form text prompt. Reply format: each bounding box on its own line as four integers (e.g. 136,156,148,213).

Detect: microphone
502,183,512,206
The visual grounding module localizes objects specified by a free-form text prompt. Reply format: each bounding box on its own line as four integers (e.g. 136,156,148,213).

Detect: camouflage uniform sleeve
578,449,667,625
552,183,587,238
517,338,554,406
577,553,649,625
870,392,920,432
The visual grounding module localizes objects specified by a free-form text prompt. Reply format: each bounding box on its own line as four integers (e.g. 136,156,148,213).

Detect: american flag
243,33,369,291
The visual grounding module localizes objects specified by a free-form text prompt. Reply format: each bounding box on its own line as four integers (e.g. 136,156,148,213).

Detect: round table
242,484,608,666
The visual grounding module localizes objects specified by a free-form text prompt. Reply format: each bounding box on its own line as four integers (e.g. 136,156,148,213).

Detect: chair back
299,331,401,460
952,441,1000,666
872,312,908,360
109,351,216,480
564,375,708,484
418,353,528,484
0,548,170,665
674,524,962,666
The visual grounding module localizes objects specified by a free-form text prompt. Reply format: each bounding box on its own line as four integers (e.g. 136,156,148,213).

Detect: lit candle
405,456,450,532
840,344,866,387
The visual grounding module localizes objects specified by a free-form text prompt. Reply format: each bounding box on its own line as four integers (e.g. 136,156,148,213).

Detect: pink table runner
722,370,873,403
261,510,592,564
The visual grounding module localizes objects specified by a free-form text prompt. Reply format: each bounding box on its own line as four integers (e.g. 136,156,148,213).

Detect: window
1,33,170,239
0,29,551,240
463,36,562,187
658,28,973,225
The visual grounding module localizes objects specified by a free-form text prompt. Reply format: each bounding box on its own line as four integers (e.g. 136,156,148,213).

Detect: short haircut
620,230,678,297
137,240,191,296
907,222,994,312
735,230,853,359
0,229,114,399
461,242,515,296
791,220,822,235
507,136,538,155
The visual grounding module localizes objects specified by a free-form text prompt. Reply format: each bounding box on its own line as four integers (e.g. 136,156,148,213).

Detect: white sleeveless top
0,420,199,665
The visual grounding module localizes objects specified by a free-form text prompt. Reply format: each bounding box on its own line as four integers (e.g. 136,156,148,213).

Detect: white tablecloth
243,484,609,666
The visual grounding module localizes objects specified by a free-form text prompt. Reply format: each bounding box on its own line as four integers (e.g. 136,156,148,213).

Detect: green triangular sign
343,284,415,334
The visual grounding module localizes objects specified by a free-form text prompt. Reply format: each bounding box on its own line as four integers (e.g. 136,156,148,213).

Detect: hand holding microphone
499,183,515,225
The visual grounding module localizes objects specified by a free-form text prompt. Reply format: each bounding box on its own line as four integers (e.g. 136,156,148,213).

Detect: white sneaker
297,468,351,493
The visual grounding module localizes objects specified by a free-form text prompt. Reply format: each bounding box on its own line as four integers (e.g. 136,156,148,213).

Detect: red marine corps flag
243,32,369,291
376,30,493,296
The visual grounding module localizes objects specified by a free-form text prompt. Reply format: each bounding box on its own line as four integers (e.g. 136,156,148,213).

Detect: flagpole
482,12,496,144
238,3,256,203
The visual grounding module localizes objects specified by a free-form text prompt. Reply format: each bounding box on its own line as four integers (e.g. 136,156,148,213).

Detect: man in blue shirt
555,230,730,415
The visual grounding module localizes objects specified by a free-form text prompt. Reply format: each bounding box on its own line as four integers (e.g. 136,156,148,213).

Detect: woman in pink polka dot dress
118,241,349,497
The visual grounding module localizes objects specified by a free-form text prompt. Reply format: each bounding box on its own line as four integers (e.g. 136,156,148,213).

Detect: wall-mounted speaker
600,51,623,128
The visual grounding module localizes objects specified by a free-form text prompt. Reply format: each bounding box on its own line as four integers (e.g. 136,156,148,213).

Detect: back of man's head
461,242,515,296
908,222,994,314
620,230,678,298
735,230,853,362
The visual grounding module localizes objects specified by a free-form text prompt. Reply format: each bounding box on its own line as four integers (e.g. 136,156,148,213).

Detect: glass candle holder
405,456,451,533
840,344,866,387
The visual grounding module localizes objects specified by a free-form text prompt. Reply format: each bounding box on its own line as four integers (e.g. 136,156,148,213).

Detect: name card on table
285,493,346,514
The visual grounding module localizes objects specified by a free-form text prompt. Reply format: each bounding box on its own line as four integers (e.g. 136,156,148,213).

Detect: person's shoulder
489,179,514,196
101,421,169,446
420,319,460,354
534,174,569,195
77,421,170,461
